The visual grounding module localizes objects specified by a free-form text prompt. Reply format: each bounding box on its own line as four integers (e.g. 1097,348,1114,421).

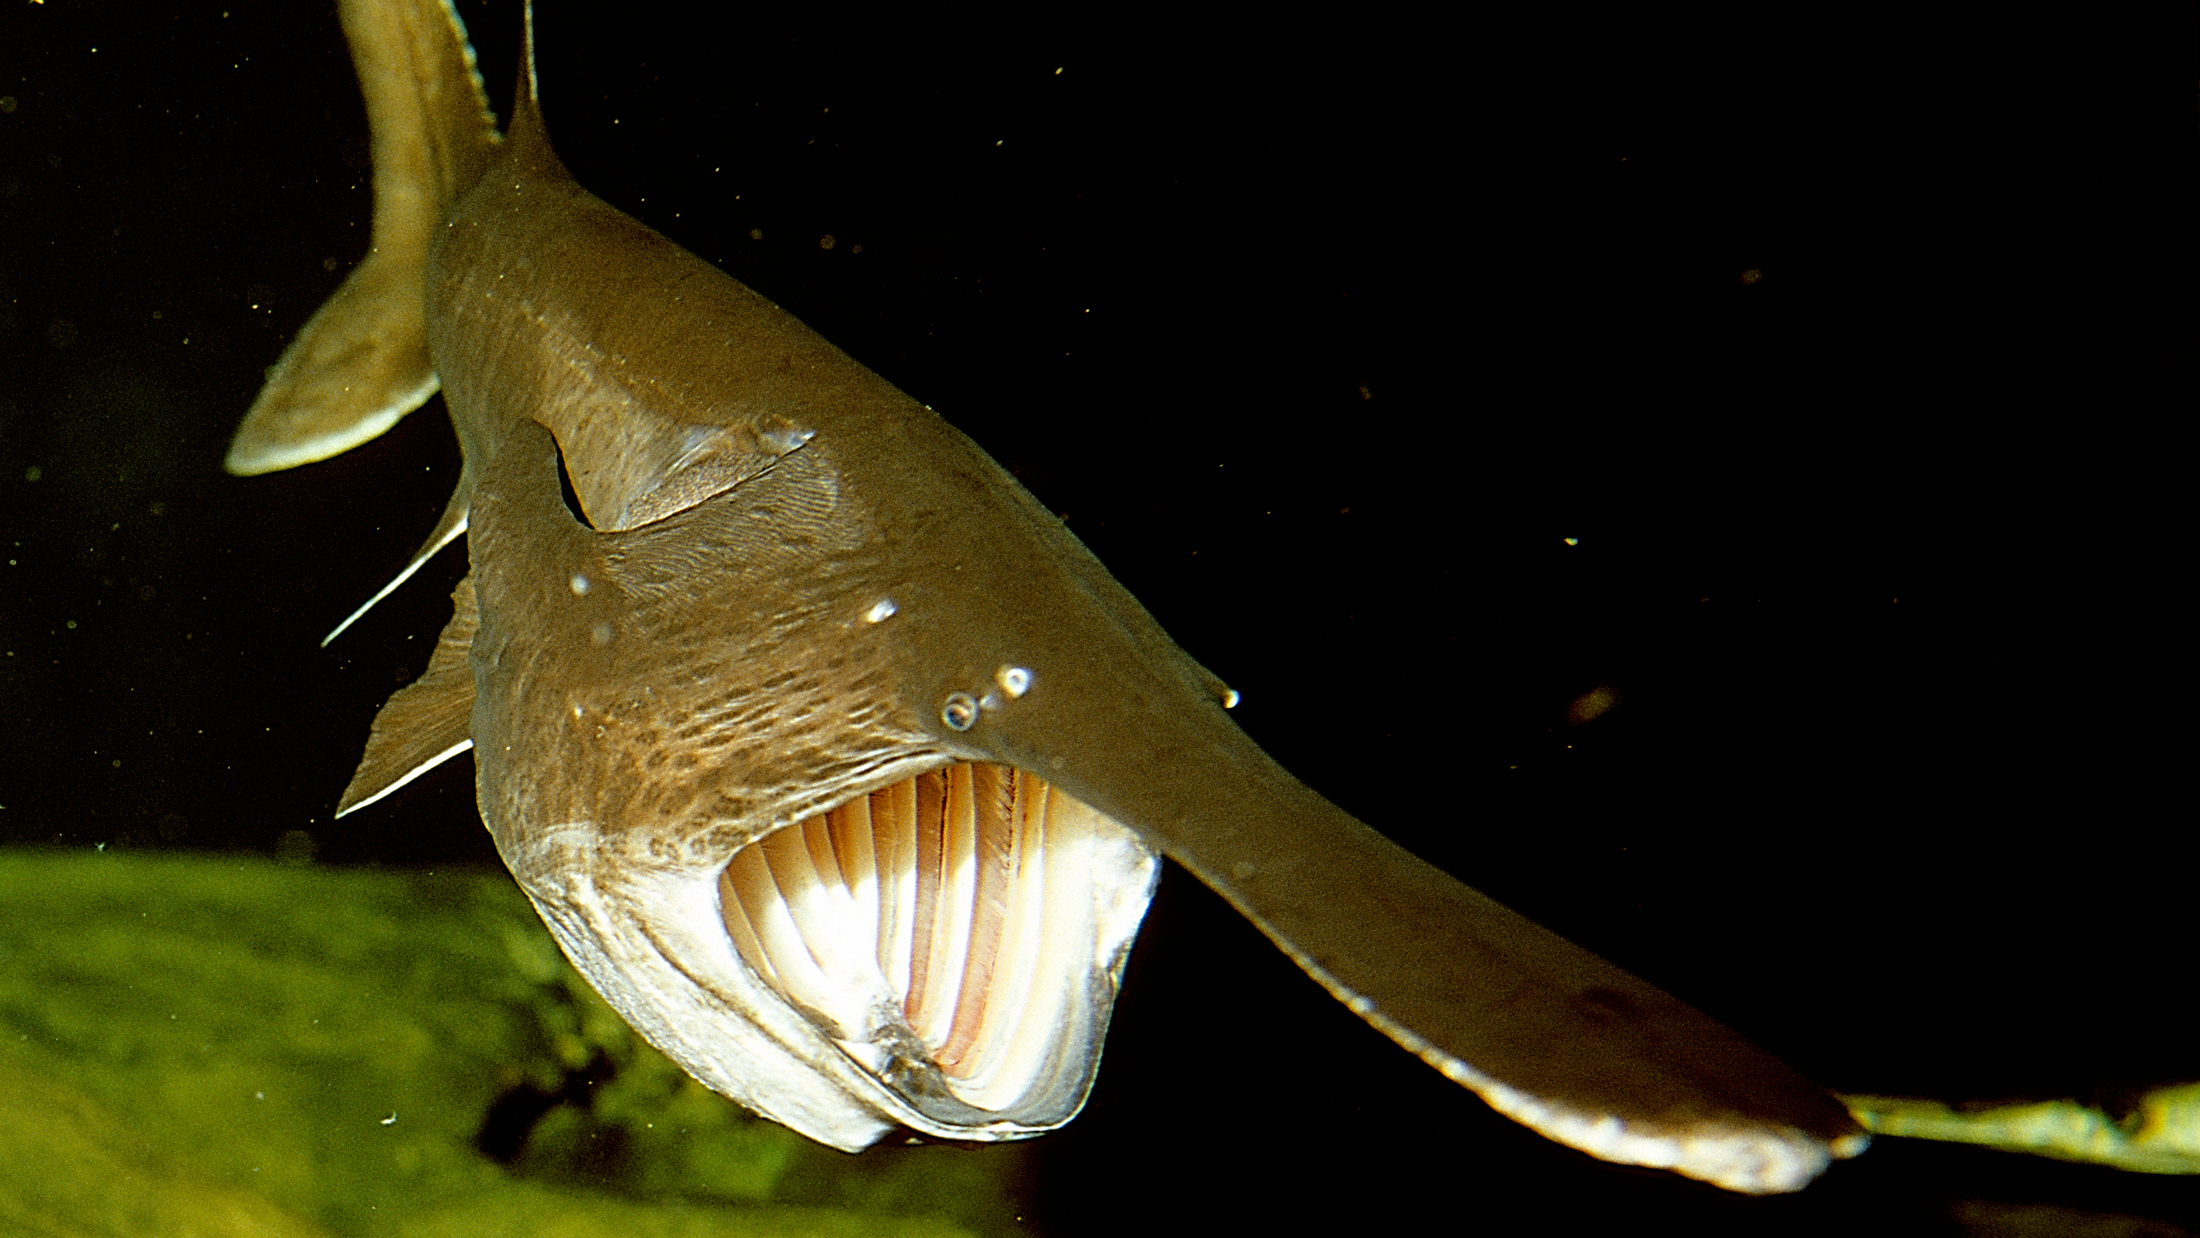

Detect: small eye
940,692,979,731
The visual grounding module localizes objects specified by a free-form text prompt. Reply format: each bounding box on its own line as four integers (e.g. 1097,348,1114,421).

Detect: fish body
228,0,1864,1192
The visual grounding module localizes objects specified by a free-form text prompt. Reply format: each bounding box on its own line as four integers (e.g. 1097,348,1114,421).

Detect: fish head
463,414,1166,1150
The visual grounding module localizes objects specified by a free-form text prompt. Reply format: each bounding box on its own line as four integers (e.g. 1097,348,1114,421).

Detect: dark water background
1,1,2193,1233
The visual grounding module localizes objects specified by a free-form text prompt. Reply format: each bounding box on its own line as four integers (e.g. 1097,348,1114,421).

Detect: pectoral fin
335,574,479,817
320,477,472,646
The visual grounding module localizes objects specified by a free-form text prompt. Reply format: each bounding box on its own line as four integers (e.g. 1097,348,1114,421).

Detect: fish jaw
493,772,1160,1149
462,418,1163,1147
504,822,898,1151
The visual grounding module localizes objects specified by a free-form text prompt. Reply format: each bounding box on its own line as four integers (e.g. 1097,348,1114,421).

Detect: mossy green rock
0,850,1029,1237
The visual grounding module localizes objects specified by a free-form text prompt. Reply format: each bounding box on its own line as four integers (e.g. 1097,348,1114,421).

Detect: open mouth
717,763,1157,1127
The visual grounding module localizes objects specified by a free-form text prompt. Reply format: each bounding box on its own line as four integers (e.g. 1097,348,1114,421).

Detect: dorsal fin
335,574,480,817
506,0,567,190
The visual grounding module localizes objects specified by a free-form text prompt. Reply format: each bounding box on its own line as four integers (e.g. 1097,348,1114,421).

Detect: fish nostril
940,692,978,731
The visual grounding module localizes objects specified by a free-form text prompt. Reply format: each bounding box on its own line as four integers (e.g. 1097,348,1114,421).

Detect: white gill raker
952,777,1042,1096
961,777,1074,1107
718,848,777,992
712,769,1091,1099
718,767,1151,1113
823,789,881,960
939,767,1016,1074
898,776,942,1042
871,779,919,1003
1007,778,1083,1102
907,768,969,1050
745,833,859,1036
761,819,893,1037
935,764,990,1056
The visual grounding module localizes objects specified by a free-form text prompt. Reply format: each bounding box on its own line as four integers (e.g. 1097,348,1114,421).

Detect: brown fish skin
237,0,1865,1192
435,79,1170,1148
435,44,1860,1193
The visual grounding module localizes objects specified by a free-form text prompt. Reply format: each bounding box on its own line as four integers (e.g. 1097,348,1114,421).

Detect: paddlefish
224,0,1866,1193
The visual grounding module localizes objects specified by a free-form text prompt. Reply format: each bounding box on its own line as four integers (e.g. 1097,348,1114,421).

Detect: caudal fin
224,0,500,474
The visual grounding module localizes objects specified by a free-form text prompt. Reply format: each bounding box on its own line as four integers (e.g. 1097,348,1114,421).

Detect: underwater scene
0,2,2191,1234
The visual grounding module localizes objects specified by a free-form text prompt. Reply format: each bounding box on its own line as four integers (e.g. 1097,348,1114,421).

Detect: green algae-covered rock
0,850,1029,1238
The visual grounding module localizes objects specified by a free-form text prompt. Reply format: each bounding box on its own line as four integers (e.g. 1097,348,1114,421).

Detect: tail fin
224,0,500,475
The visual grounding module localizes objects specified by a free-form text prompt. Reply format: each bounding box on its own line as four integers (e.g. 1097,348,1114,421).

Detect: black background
0,1,2193,1234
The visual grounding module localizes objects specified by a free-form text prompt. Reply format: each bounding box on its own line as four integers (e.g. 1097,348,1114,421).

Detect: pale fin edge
226,0,500,477
323,480,470,646
224,260,441,477
335,575,480,816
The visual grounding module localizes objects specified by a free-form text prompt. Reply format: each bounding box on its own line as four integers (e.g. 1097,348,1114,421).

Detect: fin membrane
336,574,480,816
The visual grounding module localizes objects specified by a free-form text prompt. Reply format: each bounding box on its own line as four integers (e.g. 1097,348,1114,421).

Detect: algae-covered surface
1848,1088,2200,1177
0,849,1030,1238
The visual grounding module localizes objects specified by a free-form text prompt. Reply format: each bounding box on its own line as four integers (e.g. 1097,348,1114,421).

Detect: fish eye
940,692,979,731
